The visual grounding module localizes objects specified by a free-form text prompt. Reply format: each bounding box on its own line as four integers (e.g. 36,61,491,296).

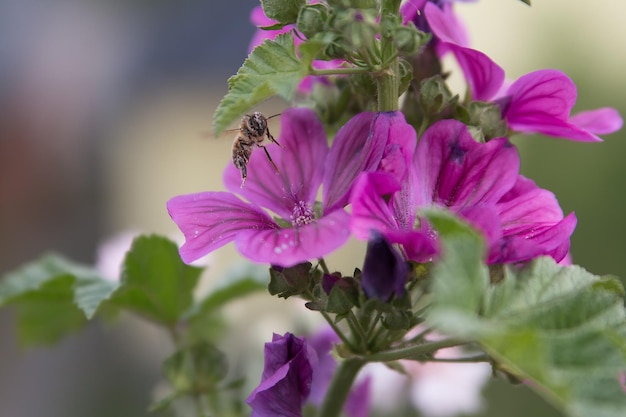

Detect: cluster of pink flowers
167,2,623,417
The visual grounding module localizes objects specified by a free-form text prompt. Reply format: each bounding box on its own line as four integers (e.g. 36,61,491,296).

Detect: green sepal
110,235,203,326
262,0,305,25
326,277,359,314
268,262,312,298
468,101,508,140
419,75,459,117
213,33,307,135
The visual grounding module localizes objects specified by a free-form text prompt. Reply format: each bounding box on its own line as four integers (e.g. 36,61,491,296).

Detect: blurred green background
0,0,624,416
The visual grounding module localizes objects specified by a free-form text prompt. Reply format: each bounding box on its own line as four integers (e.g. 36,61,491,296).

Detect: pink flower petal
323,112,387,211
414,120,519,209
235,209,351,267
423,3,469,46
506,70,577,121
167,192,279,263
425,3,504,101
569,107,624,135
224,108,328,219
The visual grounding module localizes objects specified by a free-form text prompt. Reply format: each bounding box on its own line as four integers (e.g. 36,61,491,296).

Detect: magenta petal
224,108,328,219
414,120,519,208
350,172,403,241
457,205,502,248
167,192,279,263
502,69,602,141
425,3,504,101
423,3,469,46
322,112,383,211
235,209,351,267
450,45,505,101
569,107,624,135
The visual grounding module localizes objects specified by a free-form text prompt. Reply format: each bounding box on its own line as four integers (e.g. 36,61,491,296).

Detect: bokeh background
0,0,624,416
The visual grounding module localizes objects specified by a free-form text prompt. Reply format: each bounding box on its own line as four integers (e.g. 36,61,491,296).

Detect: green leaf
425,208,489,317
182,263,266,342
187,265,266,318
0,254,118,345
213,33,307,135
262,0,305,24
111,235,203,326
426,210,626,417
519,0,531,5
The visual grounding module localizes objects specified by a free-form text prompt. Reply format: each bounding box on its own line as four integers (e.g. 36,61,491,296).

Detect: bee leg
261,145,280,174
266,129,283,148
240,165,247,188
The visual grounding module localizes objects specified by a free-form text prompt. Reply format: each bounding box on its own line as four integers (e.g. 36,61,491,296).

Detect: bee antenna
266,113,281,120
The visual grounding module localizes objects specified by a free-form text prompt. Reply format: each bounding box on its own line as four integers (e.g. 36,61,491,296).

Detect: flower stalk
314,357,366,417
376,0,402,111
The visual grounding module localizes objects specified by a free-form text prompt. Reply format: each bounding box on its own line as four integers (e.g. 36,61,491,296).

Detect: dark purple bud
247,333,314,417
361,233,408,301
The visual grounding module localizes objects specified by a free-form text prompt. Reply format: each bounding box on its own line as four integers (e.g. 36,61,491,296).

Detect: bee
231,112,282,187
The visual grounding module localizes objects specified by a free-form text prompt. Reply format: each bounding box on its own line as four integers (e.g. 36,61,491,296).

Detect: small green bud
297,4,328,38
419,75,459,116
335,9,377,50
398,58,413,96
468,101,508,140
261,0,305,25
393,23,430,56
268,263,312,298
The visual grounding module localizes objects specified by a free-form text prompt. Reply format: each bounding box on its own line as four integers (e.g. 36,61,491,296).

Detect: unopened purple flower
167,108,414,267
361,233,408,301
351,119,575,264
247,333,315,417
424,4,623,141
248,329,370,417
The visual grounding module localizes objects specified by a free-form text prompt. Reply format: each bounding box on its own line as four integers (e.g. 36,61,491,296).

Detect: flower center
290,201,315,227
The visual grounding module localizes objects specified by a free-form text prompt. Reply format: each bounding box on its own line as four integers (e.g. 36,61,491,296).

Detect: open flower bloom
167,108,416,267
351,119,577,264
423,3,623,141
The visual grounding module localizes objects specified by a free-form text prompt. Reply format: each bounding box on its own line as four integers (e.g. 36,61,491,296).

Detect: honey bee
231,112,282,187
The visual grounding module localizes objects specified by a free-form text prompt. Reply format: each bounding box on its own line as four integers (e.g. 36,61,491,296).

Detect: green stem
377,0,402,111
315,358,366,417
362,338,465,362
423,354,490,363
310,67,370,76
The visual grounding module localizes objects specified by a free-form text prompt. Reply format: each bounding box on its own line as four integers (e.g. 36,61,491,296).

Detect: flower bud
393,23,430,56
419,75,459,116
297,4,328,39
361,233,408,301
335,9,377,50
468,101,508,140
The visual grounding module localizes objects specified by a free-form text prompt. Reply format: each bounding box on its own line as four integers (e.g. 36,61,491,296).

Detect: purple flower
247,333,315,417
248,330,370,417
497,69,623,142
423,3,623,141
167,108,415,267
361,233,408,301
351,119,576,264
